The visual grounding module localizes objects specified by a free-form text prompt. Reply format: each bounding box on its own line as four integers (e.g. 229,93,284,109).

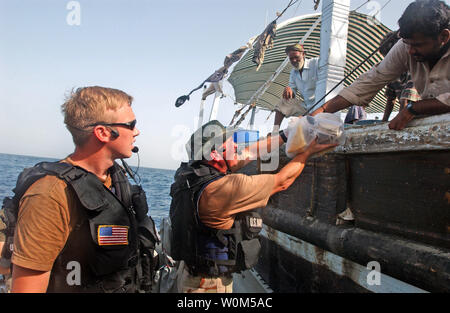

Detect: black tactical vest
1,161,158,293
169,162,263,276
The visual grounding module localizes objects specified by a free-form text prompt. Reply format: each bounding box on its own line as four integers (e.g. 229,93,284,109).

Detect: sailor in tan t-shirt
10,86,144,293
11,157,111,273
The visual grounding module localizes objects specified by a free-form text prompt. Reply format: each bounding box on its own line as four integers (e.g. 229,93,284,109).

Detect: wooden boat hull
241,114,450,292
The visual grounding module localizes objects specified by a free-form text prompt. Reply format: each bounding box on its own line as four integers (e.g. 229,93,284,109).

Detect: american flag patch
97,225,129,246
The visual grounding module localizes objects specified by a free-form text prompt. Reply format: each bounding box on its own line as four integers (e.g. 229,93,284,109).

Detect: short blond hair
61,86,133,147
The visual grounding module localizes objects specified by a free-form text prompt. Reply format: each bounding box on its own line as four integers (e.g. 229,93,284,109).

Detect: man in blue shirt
273,43,319,131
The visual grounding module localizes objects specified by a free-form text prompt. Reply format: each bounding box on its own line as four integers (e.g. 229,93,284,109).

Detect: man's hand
283,86,294,99
388,99,450,130
388,108,414,130
303,139,338,159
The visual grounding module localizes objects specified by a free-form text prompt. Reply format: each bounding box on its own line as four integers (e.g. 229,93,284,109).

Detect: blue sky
0,0,414,170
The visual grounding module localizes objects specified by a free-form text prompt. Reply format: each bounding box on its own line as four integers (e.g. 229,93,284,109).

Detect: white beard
293,58,305,71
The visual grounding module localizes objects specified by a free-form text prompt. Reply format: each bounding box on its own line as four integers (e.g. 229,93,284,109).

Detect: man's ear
92,125,111,143
440,29,450,46
210,150,224,162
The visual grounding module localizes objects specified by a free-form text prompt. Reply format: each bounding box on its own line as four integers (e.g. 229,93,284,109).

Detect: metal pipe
261,205,450,292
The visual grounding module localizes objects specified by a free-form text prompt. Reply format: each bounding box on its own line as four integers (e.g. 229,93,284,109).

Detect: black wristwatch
406,102,419,115
279,130,288,143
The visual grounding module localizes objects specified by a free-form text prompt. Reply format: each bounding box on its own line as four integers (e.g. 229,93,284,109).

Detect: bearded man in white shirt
273,43,320,131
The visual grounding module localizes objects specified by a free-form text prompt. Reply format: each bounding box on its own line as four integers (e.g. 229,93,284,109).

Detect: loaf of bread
287,122,307,154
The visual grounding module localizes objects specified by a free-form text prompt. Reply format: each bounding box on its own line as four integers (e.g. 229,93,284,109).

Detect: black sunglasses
217,142,238,153
86,119,137,130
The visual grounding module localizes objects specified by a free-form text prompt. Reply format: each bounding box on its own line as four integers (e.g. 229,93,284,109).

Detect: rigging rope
231,0,394,123
371,0,392,20
303,30,398,116
228,0,304,127
303,0,396,116
233,104,255,128
352,0,371,12
242,16,321,112
230,103,247,125
275,0,301,22
292,0,303,17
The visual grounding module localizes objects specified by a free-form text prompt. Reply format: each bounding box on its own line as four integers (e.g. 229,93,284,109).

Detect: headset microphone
121,146,141,185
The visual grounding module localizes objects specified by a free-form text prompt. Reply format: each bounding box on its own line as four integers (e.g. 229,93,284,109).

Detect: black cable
275,0,301,22
120,153,141,186
134,152,141,185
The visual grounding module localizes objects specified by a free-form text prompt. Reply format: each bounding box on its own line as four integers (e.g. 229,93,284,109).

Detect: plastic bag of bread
285,113,345,158
285,116,316,158
315,113,345,144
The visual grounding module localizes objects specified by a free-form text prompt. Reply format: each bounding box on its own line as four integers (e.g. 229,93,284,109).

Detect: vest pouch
131,185,149,222
138,216,159,250
96,268,137,293
70,176,107,211
236,238,261,270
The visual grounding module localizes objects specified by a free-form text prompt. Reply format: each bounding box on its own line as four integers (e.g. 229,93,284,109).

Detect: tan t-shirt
339,40,450,107
12,158,112,272
198,173,275,230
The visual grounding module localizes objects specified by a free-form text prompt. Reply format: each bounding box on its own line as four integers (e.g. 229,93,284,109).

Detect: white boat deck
232,269,273,293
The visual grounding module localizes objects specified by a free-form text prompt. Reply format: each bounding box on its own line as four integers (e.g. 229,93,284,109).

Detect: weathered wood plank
258,225,428,293
335,113,450,154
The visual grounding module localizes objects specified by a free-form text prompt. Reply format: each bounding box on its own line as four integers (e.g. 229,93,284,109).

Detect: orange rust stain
445,192,450,204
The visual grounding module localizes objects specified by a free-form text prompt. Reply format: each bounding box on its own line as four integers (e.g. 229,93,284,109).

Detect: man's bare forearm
412,98,450,115
388,98,450,130
232,134,284,171
383,99,396,121
245,134,283,159
311,95,353,116
11,264,50,293
271,152,308,195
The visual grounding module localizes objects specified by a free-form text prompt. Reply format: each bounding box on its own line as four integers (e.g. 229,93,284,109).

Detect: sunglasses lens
130,120,137,129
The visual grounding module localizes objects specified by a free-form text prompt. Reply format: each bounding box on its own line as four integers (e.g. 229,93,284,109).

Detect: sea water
0,153,174,229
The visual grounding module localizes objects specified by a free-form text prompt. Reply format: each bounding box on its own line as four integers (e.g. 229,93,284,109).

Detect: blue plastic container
233,129,259,145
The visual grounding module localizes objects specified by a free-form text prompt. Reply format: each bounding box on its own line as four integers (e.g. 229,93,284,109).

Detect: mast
313,0,350,112
208,82,223,121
